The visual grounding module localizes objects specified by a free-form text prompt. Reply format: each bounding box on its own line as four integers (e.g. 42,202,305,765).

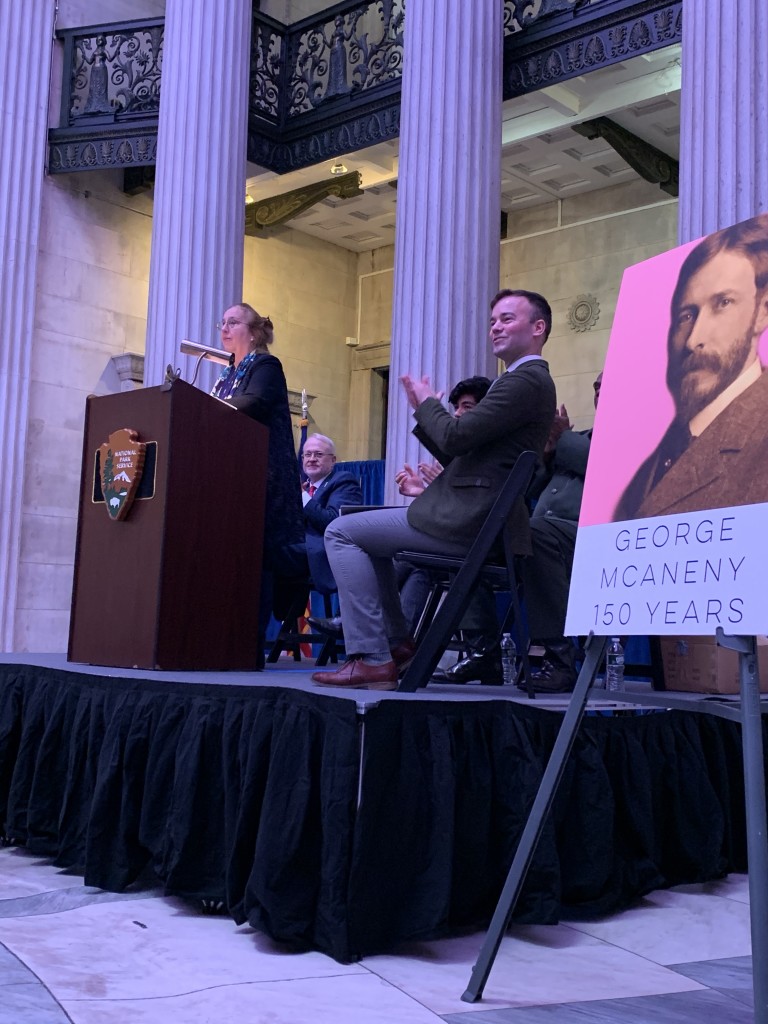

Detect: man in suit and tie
296,433,363,593
615,213,768,521
312,289,556,691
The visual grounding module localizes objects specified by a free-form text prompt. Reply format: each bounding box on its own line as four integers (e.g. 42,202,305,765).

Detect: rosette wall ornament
567,294,600,332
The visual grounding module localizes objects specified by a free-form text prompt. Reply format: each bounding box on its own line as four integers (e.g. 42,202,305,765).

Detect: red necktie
308,484,316,497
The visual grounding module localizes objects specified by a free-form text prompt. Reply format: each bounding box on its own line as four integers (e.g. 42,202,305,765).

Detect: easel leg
461,633,608,1003
737,638,768,1023
716,630,768,1022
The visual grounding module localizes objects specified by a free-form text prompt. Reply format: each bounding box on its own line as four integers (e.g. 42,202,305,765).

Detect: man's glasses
303,450,333,459
216,318,245,330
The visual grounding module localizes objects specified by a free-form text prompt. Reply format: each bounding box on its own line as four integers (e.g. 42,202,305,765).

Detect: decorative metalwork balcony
246,1,405,173
48,0,681,177
502,0,682,96
49,18,163,173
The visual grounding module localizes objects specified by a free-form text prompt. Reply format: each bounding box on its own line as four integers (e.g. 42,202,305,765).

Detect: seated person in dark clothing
290,433,364,595
393,376,493,497
521,372,601,692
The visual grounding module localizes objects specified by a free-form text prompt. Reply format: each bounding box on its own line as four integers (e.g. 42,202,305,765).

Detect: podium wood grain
68,380,268,670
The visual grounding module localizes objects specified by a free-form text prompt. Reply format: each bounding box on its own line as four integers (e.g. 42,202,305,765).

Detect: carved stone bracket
111,352,145,390
572,115,679,196
245,170,362,233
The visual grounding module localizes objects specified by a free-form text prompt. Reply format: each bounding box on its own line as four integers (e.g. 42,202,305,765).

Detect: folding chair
266,588,343,666
397,450,538,695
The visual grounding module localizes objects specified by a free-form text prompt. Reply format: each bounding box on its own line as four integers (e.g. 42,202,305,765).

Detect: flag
297,387,309,482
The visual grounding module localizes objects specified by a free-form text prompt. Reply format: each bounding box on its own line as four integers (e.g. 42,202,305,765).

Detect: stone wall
243,227,358,453
501,180,678,429
15,171,153,652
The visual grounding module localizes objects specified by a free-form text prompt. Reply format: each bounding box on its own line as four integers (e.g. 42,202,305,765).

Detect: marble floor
0,846,757,1024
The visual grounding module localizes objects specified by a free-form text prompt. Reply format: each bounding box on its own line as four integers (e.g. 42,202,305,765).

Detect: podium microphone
178,339,234,387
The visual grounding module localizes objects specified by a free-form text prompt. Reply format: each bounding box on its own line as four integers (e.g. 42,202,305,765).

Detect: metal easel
462,629,768,1023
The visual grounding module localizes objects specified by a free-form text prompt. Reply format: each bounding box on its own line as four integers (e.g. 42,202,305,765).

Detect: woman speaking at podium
211,303,305,665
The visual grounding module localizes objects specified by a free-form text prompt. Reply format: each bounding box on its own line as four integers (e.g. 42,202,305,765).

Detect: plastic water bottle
500,633,515,685
605,637,625,692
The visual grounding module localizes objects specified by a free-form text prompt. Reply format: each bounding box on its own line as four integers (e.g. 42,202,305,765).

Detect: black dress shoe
307,615,343,637
520,639,578,693
432,648,503,685
519,660,576,694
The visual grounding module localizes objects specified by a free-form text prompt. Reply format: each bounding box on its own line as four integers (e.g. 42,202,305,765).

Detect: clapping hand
401,374,443,410
395,463,425,497
418,460,443,485
544,403,572,455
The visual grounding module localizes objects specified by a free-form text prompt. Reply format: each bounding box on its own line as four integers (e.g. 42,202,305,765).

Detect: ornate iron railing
49,18,163,172
247,0,406,172
250,13,283,122
285,0,404,115
504,0,596,35
66,22,163,121
48,1,681,176
248,0,583,128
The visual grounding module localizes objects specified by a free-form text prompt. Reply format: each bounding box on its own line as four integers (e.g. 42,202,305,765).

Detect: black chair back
397,450,538,693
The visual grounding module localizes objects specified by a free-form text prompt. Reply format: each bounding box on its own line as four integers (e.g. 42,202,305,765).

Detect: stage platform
0,653,760,963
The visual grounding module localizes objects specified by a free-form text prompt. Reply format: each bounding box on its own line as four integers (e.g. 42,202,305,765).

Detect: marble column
143,0,252,389
384,0,502,503
0,1,55,650
678,0,768,242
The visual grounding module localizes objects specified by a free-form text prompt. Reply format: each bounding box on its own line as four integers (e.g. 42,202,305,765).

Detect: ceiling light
330,162,348,175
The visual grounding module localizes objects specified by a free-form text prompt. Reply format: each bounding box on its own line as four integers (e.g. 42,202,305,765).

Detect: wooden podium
68,379,268,670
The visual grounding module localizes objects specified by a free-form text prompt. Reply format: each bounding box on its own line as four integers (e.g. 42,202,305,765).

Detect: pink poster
567,213,768,637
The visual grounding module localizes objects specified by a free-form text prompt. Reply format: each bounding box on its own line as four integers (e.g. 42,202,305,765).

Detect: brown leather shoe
312,658,398,691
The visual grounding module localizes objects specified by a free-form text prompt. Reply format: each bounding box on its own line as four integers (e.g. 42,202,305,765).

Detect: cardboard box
659,635,768,694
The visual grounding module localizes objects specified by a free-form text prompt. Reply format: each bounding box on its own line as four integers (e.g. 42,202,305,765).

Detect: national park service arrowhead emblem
99,428,146,521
